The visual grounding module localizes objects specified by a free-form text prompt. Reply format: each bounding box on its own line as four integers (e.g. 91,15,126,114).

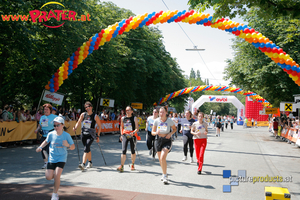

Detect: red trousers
194,138,207,171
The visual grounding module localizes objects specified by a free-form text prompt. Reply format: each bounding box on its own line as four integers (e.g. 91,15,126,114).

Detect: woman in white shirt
152,106,176,184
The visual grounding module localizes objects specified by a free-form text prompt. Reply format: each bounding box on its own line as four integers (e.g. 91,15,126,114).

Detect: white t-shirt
192,121,208,139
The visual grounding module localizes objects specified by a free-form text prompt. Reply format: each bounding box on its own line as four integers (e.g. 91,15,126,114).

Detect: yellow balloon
273,53,278,58
278,53,284,59
246,33,251,38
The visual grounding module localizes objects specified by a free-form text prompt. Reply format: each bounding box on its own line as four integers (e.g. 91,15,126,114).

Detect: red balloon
272,47,278,53
292,71,297,76
249,28,255,33
75,51,79,56
283,68,287,72
244,28,249,33
54,72,58,77
278,48,283,53
266,48,272,53
287,69,293,74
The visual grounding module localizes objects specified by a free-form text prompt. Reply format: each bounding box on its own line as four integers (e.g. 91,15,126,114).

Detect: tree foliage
224,9,300,107
0,0,186,111
188,0,300,21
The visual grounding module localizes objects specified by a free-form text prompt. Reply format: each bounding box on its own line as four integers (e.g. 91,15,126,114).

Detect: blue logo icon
223,170,246,192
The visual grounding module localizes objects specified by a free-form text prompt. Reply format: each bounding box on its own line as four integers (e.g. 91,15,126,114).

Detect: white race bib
83,120,92,129
124,123,133,131
183,124,190,131
158,122,168,132
41,118,49,127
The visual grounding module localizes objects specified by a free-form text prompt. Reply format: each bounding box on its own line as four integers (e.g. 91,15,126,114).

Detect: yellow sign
285,103,292,112
131,102,143,109
102,99,110,107
265,108,278,114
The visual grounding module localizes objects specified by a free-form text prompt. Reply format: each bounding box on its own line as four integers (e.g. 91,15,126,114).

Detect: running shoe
86,162,92,169
162,176,168,184
51,193,59,200
78,163,85,171
197,171,202,175
161,174,168,181
41,162,47,169
131,164,135,171
182,156,187,161
190,157,194,163
117,165,124,172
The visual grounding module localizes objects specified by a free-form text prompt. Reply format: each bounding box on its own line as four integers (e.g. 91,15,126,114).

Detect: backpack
0,110,7,119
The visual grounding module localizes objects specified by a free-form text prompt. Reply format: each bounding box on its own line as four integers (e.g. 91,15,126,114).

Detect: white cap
53,116,64,124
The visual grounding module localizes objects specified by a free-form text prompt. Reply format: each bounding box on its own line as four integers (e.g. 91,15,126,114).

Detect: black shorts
155,136,172,152
273,129,278,131
47,162,66,170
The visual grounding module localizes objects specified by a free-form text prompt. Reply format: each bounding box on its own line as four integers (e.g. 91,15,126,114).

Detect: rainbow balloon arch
153,85,271,107
45,9,300,105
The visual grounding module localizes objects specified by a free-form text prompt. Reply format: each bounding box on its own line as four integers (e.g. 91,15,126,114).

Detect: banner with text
42,90,65,105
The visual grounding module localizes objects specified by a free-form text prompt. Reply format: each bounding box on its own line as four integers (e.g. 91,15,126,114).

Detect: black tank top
82,112,96,135
123,115,135,132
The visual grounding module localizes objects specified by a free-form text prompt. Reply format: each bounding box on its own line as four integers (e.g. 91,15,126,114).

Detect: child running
36,116,75,200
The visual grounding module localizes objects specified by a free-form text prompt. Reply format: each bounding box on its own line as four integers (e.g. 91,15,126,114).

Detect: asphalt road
1,124,299,200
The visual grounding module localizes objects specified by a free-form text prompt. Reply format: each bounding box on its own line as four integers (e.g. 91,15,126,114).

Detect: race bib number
183,124,190,131
83,120,92,129
41,118,49,127
150,123,153,129
197,125,205,133
124,123,133,131
158,122,168,132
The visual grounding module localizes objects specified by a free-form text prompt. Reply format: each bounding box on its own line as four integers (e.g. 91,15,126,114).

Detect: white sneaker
182,156,187,161
86,162,92,169
78,163,85,171
41,162,47,169
190,157,194,163
51,193,59,200
162,176,168,184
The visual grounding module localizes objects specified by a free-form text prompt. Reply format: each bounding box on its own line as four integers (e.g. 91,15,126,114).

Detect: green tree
188,0,300,21
224,9,300,107
190,68,196,79
196,69,201,80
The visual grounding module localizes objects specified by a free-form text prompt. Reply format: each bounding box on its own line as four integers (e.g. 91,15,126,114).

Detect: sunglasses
85,105,91,109
53,124,62,128
126,109,131,112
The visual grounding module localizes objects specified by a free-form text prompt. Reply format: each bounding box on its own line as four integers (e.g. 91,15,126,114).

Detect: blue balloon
208,16,213,21
292,66,297,71
259,43,265,48
50,79,54,83
243,25,248,29
203,18,208,23
232,27,237,31
89,46,94,51
286,65,291,70
68,61,73,66
70,56,74,61
271,43,276,48
90,41,95,46
297,67,300,73
52,75,55,78
265,42,271,48
50,88,55,92
237,25,243,31
92,37,96,41
49,83,54,87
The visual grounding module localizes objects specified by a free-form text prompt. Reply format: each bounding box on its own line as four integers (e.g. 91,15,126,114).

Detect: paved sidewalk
1,125,299,200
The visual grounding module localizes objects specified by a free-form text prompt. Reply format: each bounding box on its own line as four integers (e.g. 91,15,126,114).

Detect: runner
191,111,208,175
146,108,159,160
152,106,177,184
34,104,57,169
216,117,221,137
73,101,101,171
180,110,195,163
117,106,139,172
36,116,75,200
230,116,234,130
171,113,179,140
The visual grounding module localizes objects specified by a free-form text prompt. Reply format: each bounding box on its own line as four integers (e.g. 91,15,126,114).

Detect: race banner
0,121,37,143
42,90,65,105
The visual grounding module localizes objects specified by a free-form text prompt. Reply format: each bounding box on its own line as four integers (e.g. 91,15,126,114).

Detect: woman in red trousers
191,111,208,175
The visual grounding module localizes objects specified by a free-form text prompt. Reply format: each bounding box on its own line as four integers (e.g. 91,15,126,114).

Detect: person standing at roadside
171,113,179,140
152,106,177,184
191,111,208,175
36,116,75,200
35,104,57,169
73,102,101,171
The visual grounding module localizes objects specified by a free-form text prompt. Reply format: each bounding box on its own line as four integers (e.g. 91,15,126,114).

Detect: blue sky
102,0,247,86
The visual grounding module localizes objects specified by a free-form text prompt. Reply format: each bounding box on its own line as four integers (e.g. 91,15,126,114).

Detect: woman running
35,104,57,169
180,110,195,163
152,106,176,184
191,111,208,174
146,108,159,159
117,106,139,172
36,116,75,200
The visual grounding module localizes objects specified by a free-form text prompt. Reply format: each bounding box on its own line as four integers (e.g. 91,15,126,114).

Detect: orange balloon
253,38,258,43
291,61,296,66
67,58,70,62
45,85,50,90
89,38,93,42
86,41,90,46
264,38,269,43
84,45,89,51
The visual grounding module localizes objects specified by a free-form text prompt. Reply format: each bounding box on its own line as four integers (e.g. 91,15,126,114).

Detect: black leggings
146,131,156,150
182,135,194,157
81,134,94,153
122,135,136,155
40,136,50,159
